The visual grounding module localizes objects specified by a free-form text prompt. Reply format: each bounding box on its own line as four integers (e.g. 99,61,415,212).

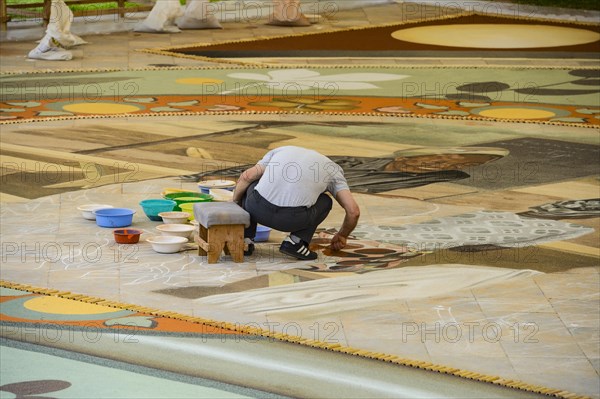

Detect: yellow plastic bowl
178,203,196,220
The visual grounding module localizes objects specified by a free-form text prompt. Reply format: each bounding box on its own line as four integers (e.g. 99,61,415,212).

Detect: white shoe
28,46,73,61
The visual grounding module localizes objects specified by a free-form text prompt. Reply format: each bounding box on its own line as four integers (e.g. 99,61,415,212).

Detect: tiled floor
1,1,599,398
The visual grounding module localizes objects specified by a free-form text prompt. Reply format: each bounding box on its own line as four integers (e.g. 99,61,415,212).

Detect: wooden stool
193,202,250,264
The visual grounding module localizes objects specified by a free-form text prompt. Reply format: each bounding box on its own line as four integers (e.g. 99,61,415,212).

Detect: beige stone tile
502,336,586,358
47,270,121,298
0,261,50,288
349,338,431,361
425,333,508,358
330,20,371,28
570,326,600,359
590,358,600,375
364,6,405,19
81,59,129,70
1,213,61,235
550,299,600,329
534,272,600,300
489,310,574,340
122,178,184,194
477,298,555,314
32,59,84,70
472,276,546,300
406,295,479,314
180,182,201,192
337,304,431,359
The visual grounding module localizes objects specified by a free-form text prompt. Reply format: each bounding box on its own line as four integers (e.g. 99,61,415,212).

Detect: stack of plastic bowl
163,192,213,211
139,199,176,221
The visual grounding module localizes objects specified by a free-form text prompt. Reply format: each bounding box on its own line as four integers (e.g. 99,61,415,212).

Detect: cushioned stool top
193,202,250,228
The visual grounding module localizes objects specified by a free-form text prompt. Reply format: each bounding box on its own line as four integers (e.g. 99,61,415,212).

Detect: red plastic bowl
113,229,142,244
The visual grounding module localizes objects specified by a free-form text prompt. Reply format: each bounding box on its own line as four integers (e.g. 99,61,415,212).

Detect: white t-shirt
254,146,349,207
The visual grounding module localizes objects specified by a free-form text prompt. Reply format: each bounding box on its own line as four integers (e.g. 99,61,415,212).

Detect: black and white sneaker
279,237,317,260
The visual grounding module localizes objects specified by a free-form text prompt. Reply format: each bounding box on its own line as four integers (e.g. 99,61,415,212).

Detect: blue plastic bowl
139,199,176,221
94,208,136,228
255,225,272,242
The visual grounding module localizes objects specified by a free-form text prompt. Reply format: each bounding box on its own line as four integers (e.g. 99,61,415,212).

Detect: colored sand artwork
1,3,599,399
1,67,599,126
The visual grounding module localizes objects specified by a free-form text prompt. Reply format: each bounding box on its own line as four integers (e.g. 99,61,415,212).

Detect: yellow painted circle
391,24,600,49
63,103,141,114
478,108,557,119
176,78,225,85
24,296,123,315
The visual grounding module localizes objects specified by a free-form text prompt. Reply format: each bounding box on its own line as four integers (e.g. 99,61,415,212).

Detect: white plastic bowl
158,211,191,224
77,204,113,220
156,224,195,239
146,236,188,254
198,180,236,194
209,188,234,202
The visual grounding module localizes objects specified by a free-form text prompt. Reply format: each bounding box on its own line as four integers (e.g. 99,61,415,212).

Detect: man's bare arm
330,189,360,250
233,164,265,204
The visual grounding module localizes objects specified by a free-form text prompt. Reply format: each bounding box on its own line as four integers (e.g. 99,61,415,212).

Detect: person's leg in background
268,0,311,26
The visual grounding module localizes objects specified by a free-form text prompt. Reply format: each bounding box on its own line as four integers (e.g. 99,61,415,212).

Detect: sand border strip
1,108,598,129
1,64,599,76
0,279,592,399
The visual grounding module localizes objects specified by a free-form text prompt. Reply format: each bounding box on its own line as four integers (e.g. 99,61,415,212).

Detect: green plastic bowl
163,192,213,210
163,192,199,200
